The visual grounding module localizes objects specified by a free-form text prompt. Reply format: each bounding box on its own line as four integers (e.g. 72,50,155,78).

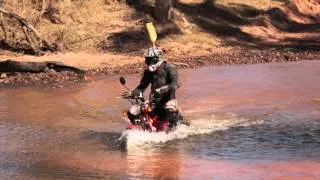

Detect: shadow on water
81,130,122,151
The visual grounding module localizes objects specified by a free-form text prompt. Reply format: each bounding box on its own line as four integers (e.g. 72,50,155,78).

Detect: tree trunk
154,0,173,23
22,26,38,53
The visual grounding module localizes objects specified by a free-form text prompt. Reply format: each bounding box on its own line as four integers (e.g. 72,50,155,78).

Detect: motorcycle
119,77,184,132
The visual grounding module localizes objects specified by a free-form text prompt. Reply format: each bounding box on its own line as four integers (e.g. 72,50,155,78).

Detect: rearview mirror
119,77,126,85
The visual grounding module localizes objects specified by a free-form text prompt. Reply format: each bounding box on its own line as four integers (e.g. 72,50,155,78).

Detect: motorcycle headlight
129,104,141,115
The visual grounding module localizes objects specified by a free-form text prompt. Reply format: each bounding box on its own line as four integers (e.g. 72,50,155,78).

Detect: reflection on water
0,61,320,179
126,149,182,179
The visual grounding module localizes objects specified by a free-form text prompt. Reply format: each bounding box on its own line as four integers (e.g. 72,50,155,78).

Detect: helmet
144,47,164,72
144,47,163,59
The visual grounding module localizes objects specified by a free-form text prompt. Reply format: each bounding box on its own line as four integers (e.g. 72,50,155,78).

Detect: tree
0,7,54,54
154,0,173,23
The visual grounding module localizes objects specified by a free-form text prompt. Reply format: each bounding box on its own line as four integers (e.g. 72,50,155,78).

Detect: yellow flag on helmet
145,22,157,47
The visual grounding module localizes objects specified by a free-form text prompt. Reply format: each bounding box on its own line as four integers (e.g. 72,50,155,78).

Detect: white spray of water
119,113,264,151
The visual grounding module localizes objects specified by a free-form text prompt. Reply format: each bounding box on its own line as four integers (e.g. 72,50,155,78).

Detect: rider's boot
166,111,179,131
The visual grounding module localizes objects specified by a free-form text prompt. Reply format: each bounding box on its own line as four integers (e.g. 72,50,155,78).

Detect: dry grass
0,0,314,59
0,0,318,70
1,0,140,53
157,0,287,58
38,0,137,52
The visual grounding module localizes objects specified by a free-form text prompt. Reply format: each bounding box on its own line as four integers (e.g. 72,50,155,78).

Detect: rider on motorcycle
126,47,181,129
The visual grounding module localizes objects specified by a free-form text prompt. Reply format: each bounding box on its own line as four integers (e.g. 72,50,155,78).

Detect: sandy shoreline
0,47,319,89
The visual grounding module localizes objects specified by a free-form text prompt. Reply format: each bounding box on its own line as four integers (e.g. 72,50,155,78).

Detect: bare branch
22,25,38,52
0,13,7,40
0,7,54,51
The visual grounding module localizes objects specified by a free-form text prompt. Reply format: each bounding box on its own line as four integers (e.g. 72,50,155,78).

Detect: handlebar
121,92,145,101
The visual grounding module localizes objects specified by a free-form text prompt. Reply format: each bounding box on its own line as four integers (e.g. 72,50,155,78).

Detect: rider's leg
127,111,139,125
165,110,179,128
164,99,180,128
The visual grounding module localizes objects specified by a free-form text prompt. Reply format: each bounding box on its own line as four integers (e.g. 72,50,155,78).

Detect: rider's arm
167,65,180,91
135,70,152,92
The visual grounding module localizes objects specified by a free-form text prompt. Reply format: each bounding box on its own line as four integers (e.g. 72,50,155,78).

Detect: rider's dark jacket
134,62,180,106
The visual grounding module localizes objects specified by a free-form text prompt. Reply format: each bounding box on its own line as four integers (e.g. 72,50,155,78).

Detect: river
0,61,319,179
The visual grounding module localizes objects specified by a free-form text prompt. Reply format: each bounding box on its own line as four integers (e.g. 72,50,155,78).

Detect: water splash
119,113,263,151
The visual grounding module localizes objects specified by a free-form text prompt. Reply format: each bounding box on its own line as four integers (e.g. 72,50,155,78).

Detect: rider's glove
155,85,169,95
122,89,141,98
131,89,141,97
121,91,132,98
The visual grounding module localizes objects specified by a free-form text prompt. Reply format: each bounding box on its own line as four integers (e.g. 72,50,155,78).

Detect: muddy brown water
0,61,320,179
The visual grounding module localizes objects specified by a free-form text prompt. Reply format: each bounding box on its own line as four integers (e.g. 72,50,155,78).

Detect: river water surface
0,61,320,179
